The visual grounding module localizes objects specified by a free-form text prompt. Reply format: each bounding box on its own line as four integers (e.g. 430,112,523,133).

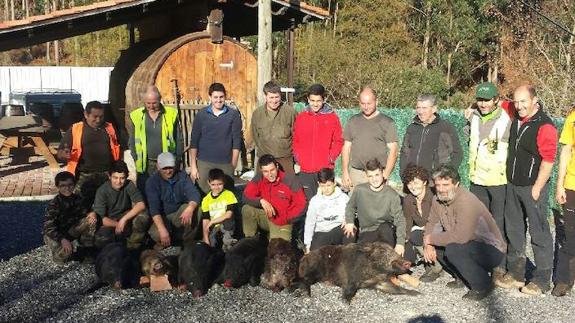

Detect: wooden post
287,23,295,105
257,0,272,106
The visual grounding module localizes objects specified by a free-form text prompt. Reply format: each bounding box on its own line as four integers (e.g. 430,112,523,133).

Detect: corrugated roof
0,0,328,30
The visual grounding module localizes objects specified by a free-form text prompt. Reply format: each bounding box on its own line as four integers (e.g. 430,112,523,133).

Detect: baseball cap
475,82,498,100
157,152,175,169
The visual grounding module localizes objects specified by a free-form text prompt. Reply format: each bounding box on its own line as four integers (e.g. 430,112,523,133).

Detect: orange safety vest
67,121,121,175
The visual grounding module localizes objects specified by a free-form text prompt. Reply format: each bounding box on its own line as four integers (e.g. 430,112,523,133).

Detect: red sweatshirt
292,104,343,173
243,170,307,226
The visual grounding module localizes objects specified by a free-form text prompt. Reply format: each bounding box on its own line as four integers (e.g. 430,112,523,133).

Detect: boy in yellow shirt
201,168,238,250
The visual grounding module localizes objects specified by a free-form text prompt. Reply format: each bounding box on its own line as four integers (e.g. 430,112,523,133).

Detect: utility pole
257,0,272,106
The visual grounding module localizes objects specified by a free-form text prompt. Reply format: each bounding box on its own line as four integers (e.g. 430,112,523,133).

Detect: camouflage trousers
43,217,96,264
94,211,150,250
74,171,109,210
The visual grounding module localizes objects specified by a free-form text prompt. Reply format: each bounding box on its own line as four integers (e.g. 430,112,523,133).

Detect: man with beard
423,165,506,301
466,82,513,281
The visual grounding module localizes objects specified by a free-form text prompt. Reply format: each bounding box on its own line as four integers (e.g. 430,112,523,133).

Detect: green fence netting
294,102,564,212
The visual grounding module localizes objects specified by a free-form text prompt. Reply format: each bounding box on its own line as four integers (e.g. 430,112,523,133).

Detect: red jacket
243,170,307,226
292,104,343,173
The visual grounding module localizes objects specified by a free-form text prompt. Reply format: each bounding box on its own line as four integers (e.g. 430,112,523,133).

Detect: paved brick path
0,149,63,199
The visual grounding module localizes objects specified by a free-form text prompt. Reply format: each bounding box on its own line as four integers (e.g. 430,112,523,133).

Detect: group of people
42,79,575,301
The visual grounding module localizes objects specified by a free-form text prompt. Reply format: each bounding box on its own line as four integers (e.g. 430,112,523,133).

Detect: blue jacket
145,171,201,217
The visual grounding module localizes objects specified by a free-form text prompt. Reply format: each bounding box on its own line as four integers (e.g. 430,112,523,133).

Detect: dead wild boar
222,235,268,288
262,238,299,292
298,241,419,303
178,241,225,297
95,242,140,289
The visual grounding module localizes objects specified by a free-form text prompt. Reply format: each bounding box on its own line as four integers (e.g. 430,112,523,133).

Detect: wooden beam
208,8,223,43
257,0,272,106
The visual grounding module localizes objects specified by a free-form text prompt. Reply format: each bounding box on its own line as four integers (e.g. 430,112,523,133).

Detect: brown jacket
403,187,433,240
251,103,297,158
424,186,506,253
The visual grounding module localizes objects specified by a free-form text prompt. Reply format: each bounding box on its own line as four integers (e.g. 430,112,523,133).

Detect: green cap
475,82,498,100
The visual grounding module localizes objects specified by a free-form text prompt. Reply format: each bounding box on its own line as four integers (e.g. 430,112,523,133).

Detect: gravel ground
1,202,575,322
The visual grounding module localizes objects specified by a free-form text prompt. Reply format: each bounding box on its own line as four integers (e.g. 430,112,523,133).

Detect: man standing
423,165,506,301
92,160,148,250
146,152,201,248
129,85,183,195
242,154,307,241
292,84,343,199
400,94,462,175
251,81,297,174
495,85,557,296
466,82,512,280
341,87,399,190
190,83,242,193
57,101,121,209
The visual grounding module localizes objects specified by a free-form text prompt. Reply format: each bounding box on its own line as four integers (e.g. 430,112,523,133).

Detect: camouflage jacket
43,193,87,242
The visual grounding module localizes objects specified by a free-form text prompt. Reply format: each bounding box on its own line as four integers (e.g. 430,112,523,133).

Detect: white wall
0,66,113,107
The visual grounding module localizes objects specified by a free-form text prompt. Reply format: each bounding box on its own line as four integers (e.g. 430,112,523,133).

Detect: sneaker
520,282,544,296
494,273,525,289
551,283,573,297
420,269,442,283
492,268,505,282
463,284,494,301
446,278,465,289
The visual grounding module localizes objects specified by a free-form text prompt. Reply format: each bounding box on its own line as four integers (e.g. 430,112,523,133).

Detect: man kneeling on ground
242,154,306,241
93,160,148,249
146,152,201,248
43,171,97,264
423,165,506,301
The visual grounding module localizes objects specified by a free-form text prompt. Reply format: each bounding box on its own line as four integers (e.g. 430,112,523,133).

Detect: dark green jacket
251,103,297,158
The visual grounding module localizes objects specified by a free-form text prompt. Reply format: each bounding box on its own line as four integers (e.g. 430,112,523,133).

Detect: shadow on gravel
407,314,444,322
0,265,77,306
0,201,46,260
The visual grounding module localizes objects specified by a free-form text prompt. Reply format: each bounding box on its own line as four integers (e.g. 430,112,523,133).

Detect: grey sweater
345,183,406,245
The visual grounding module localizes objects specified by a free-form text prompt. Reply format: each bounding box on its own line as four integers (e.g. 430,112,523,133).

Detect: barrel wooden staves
124,32,258,169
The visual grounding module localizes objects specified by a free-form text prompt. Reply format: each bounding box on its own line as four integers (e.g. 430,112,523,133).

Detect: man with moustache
423,165,506,301
251,81,297,174
495,85,558,296
341,87,399,191
400,94,462,175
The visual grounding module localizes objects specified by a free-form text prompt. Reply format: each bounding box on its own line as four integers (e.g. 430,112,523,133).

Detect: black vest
507,109,554,186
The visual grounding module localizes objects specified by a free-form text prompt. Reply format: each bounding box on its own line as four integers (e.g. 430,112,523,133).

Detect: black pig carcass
95,242,140,289
178,241,225,297
222,236,268,288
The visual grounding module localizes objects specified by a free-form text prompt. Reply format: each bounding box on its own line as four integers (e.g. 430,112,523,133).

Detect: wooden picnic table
0,116,60,170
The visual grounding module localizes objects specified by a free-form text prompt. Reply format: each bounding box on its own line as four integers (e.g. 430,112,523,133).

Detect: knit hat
475,82,498,100
157,152,175,168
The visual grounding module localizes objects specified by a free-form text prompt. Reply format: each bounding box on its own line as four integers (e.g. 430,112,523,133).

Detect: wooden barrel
125,32,257,144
